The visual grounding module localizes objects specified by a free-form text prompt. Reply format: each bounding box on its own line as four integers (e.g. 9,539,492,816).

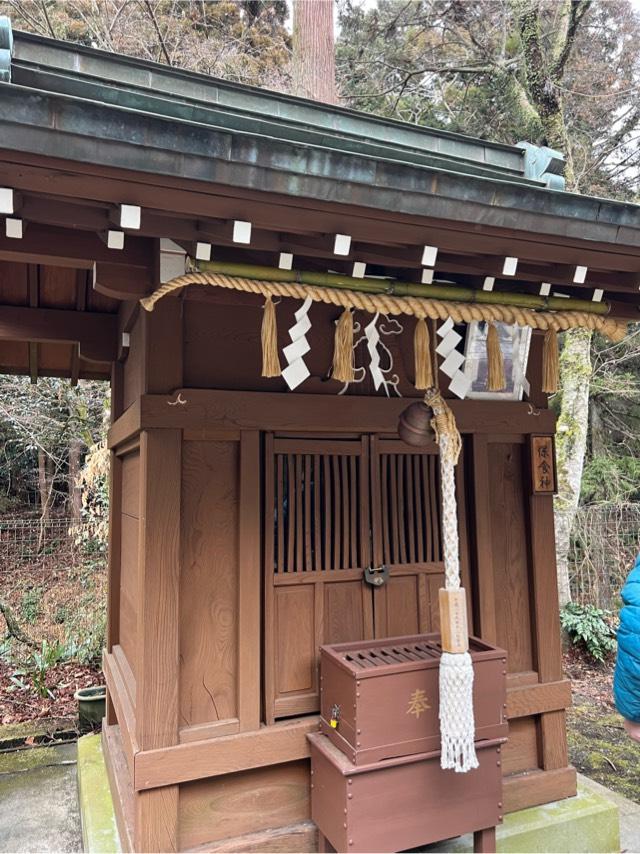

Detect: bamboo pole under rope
194,259,610,317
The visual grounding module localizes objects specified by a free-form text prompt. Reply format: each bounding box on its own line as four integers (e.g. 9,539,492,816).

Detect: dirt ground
0,535,105,726
564,648,640,804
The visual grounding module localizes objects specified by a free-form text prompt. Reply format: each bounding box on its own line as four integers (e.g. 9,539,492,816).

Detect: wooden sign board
530,434,556,494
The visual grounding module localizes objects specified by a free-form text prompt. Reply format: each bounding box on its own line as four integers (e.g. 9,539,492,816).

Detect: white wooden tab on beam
0,188,14,215
482,277,495,292
333,234,351,256
539,282,551,297
421,245,438,267
5,217,23,239
195,241,212,261
107,230,125,250
592,288,604,303
278,252,293,270
421,268,434,284
233,220,252,244
119,204,141,230
502,256,518,276
574,265,588,284
352,262,366,278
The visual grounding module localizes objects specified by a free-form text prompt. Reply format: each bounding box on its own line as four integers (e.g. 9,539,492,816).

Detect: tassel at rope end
332,307,355,383
486,321,506,392
414,317,434,390
439,650,478,774
261,295,282,378
542,328,560,394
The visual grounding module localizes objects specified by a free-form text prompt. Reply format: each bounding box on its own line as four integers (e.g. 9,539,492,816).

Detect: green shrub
20,588,42,624
64,610,106,666
560,602,617,662
27,639,64,699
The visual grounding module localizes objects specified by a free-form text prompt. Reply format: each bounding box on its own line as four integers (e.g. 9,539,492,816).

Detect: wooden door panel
324,580,373,644
370,436,446,639
265,435,372,721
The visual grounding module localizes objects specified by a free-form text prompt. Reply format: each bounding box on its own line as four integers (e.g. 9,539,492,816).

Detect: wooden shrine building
1,19,640,853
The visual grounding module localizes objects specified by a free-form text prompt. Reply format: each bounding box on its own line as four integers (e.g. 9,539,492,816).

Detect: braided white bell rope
426,389,479,773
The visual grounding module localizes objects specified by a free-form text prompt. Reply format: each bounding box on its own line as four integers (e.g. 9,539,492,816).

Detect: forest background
0,0,639,714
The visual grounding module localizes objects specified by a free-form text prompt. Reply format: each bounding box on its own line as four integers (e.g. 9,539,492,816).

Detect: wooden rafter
0,305,118,363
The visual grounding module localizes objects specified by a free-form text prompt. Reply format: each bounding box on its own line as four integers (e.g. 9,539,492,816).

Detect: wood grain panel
275,586,315,696
120,451,140,519
135,786,179,853
488,443,533,673
118,512,139,672
324,581,369,644
180,441,239,730
381,575,420,637
201,821,316,853
502,717,539,775
178,761,310,850
123,313,143,411
136,429,181,751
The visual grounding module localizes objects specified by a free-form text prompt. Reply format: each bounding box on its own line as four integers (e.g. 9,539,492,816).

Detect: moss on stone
568,696,640,804
0,746,59,774
0,717,76,749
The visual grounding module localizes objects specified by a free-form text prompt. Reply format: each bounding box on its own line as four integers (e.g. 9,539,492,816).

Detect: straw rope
140,271,628,342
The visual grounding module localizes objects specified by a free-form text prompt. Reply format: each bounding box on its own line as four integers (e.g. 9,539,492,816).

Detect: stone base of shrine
425,774,621,854
78,733,623,854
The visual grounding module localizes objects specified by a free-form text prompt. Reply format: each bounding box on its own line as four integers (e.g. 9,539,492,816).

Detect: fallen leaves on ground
0,659,103,725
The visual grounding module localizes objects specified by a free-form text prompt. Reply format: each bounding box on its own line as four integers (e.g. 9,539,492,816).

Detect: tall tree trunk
292,0,337,103
554,328,592,606
69,437,82,524
510,0,593,606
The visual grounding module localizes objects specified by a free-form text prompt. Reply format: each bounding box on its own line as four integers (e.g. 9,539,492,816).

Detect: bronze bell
398,401,435,447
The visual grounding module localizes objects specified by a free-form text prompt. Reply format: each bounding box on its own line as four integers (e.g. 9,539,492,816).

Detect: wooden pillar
134,292,183,852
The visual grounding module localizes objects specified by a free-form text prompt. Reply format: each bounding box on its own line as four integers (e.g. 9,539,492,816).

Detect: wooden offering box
320,633,507,765
309,732,505,853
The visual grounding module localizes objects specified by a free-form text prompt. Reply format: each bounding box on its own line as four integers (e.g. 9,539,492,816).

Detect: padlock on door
364,564,389,587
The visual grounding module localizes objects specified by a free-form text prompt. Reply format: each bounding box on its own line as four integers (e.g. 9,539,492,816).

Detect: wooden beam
506,679,572,720
13,192,640,295
238,430,261,732
134,717,317,790
0,223,154,270
5,154,640,274
106,390,557,450
503,767,576,814
0,305,117,362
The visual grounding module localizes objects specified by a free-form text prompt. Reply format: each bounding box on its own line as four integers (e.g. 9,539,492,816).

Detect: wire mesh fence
0,516,81,574
568,503,640,611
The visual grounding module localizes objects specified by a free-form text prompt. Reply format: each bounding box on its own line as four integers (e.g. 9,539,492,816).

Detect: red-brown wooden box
309,731,505,853
319,633,507,765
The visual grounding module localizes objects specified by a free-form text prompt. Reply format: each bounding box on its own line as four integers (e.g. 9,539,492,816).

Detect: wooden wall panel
118,447,139,677
324,581,368,644
177,761,310,851
502,718,539,775
182,298,421,398
488,443,534,674
275,587,316,697
382,576,420,636
179,440,239,731
123,313,143,411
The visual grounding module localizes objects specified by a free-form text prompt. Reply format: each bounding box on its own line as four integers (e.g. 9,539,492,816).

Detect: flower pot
74,685,106,732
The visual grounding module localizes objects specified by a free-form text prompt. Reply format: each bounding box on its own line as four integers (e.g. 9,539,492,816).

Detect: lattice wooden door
370,436,445,638
263,433,446,722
